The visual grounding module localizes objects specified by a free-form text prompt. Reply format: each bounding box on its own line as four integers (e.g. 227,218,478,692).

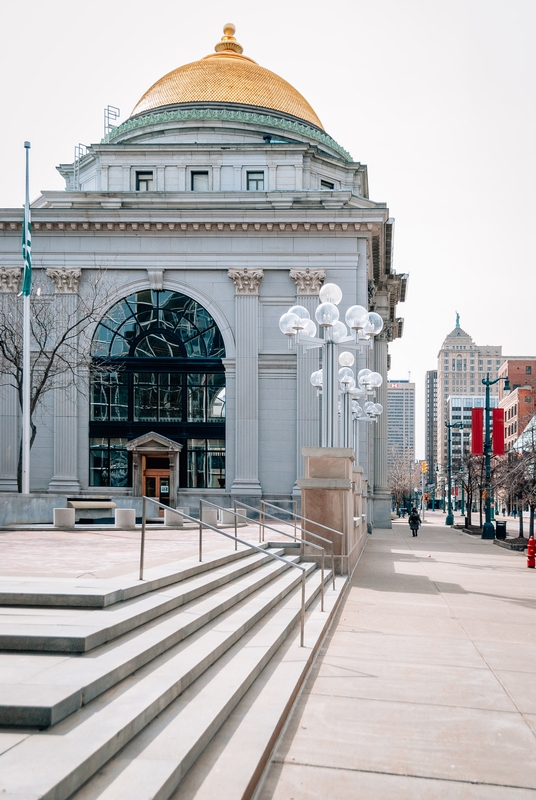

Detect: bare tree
0,269,112,490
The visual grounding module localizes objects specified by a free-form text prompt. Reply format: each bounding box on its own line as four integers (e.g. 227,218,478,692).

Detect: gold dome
130,24,324,130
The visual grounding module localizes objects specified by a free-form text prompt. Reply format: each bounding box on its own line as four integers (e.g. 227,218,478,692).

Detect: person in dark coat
408,507,421,537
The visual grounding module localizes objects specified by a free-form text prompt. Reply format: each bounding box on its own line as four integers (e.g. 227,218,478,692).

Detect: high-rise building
425,370,437,479
387,380,415,469
446,395,497,464
436,315,503,473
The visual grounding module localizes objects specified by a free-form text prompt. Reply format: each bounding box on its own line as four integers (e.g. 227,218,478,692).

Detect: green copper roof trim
101,108,353,162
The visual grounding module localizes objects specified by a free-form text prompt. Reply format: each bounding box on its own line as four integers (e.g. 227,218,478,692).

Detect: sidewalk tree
0,268,112,491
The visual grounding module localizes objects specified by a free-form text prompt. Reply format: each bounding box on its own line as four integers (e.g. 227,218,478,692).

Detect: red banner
493,407,505,455
471,408,484,454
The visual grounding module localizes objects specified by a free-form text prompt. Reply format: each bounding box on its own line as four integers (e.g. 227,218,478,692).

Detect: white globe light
319,283,343,305
338,351,355,367
373,403,384,415
302,319,317,337
357,368,372,386
364,401,376,414
315,302,339,327
331,321,348,342
288,305,310,320
294,316,309,331
368,371,383,388
310,369,323,387
351,401,363,415
345,377,356,390
338,367,355,384
279,312,299,336
345,305,368,330
365,312,384,336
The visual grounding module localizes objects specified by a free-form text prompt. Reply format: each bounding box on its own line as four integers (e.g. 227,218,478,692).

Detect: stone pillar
373,330,392,528
289,269,325,490
0,268,22,490
47,268,82,494
228,268,263,496
298,447,368,575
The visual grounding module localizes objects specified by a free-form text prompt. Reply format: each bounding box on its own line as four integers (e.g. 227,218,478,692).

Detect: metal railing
258,498,346,562
260,499,298,536
139,496,313,646
201,499,326,611
232,499,334,593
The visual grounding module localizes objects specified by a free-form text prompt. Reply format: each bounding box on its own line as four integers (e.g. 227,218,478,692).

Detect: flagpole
22,141,31,495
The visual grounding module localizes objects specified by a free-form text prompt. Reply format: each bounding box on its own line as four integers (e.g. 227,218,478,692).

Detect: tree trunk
519,496,524,538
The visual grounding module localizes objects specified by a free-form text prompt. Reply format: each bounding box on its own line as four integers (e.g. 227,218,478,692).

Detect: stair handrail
260,499,298,536
200,499,327,606
260,498,345,539
139,496,310,646
232,499,335,591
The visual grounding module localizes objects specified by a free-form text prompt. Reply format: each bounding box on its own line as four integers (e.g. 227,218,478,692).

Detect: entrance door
142,455,171,512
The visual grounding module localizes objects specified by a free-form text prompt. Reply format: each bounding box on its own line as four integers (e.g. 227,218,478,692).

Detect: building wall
424,370,437,480
387,381,415,467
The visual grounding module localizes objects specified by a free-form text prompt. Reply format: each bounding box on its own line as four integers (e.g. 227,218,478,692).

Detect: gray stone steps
0,548,283,654
0,562,322,800
0,544,260,608
71,573,344,800
0,550,295,727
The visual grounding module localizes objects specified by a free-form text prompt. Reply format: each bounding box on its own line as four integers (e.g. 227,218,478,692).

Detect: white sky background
1,0,535,457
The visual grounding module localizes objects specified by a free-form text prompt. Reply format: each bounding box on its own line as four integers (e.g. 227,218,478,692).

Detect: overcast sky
2,0,534,457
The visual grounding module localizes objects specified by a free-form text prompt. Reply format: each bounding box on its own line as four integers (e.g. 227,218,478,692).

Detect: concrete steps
0,545,347,800
0,550,296,727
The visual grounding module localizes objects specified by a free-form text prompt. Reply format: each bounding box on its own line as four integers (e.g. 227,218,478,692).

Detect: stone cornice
0,219,382,235
101,107,353,162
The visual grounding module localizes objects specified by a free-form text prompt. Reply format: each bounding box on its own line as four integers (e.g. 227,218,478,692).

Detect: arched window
89,290,225,491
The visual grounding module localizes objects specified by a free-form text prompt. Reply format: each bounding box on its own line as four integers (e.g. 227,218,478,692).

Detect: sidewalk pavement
259,515,536,799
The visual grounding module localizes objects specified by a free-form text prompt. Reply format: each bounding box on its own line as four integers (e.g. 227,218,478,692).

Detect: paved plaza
260,512,536,799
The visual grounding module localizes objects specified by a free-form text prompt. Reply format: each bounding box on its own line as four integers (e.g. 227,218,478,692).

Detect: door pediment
125,431,183,454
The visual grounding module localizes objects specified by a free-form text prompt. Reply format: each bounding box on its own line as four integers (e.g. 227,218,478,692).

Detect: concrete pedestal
200,506,218,529
53,507,75,529
298,447,368,575
115,508,136,529
164,508,184,528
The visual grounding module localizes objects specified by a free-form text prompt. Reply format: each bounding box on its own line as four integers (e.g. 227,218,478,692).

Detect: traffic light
421,461,428,474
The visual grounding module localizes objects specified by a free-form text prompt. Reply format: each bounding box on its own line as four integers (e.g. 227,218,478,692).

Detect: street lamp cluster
279,283,384,450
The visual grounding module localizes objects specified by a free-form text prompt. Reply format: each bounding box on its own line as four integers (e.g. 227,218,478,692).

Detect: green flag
22,142,31,296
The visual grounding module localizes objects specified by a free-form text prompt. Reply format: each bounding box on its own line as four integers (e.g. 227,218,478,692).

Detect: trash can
495,520,507,540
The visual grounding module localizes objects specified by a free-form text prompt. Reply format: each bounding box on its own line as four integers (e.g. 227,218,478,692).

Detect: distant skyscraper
425,370,437,480
436,315,503,472
387,380,415,468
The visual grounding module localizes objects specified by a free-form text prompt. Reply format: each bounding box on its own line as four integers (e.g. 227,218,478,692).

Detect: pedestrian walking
408,507,421,537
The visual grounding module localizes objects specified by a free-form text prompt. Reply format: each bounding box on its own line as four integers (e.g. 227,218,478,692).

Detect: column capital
46,268,81,293
228,268,264,295
289,268,325,295
0,267,21,293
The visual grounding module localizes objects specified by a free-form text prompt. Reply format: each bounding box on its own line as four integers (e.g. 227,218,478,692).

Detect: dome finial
215,22,244,55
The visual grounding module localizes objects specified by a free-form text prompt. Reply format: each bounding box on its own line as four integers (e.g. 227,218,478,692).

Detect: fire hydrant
527,536,535,569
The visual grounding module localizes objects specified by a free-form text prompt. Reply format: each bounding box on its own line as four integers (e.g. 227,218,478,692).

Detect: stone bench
67,498,118,524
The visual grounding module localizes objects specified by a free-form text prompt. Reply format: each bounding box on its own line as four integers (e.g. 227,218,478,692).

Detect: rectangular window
136,171,153,191
89,438,129,487
134,373,182,422
527,366,532,374
246,171,264,190
187,439,225,488
320,179,335,189
187,374,225,422
191,171,209,191
90,373,129,421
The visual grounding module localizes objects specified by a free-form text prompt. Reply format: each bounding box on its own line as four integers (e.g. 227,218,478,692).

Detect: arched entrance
89,290,226,499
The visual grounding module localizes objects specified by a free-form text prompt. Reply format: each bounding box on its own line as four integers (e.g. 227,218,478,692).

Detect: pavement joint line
300,690,524,713
270,759,536,791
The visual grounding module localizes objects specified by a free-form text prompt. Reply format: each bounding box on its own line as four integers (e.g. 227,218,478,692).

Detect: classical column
47,268,82,494
373,329,392,528
0,268,22,490
289,268,325,489
228,268,263,496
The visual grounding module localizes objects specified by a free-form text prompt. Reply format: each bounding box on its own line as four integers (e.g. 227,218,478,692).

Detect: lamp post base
445,513,454,526
482,521,495,539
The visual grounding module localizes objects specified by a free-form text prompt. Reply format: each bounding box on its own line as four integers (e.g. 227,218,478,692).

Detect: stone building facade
0,25,406,526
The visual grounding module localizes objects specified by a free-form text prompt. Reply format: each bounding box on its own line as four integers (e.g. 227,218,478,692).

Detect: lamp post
279,283,384,451
481,372,510,539
445,422,470,526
